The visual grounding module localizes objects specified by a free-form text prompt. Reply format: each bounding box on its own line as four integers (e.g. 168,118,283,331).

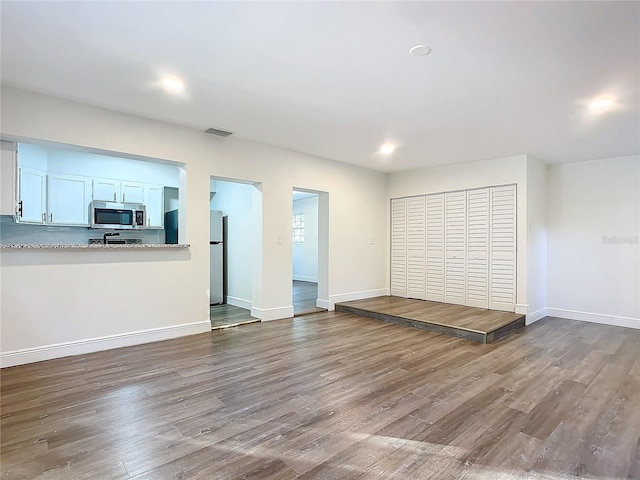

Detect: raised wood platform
335,296,525,343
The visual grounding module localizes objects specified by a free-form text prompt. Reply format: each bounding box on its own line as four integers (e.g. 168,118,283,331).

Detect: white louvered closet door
466,188,490,308
426,194,445,302
406,196,426,300
489,185,516,311
390,198,407,297
445,191,467,305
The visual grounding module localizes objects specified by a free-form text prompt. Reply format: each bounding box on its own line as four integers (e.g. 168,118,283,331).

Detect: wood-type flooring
210,281,323,329
1,312,639,479
210,304,259,330
336,296,525,343
293,280,324,316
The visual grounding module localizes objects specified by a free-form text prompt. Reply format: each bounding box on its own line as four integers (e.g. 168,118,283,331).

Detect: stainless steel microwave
90,201,146,229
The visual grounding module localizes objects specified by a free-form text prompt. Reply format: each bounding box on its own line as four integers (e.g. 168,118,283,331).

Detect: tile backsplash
0,215,163,245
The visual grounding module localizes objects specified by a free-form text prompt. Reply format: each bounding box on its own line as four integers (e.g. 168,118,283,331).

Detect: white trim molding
316,298,330,310
226,296,252,310
328,288,390,310
293,275,318,283
251,306,294,321
515,304,528,315
526,308,548,325
0,320,212,368
547,308,640,330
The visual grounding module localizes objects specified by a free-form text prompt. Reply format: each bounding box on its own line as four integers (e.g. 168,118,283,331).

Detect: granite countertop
0,243,190,249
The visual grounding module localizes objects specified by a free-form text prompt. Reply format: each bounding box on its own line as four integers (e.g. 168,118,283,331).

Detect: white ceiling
1,1,638,172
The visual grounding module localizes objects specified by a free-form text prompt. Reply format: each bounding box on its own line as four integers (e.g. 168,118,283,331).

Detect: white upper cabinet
144,184,164,229
0,141,17,216
120,181,144,204
17,166,46,224
92,178,120,202
47,173,91,226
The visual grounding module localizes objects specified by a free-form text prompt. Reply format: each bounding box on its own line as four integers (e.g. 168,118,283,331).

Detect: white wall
293,195,318,283
388,155,530,315
0,86,388,366
210,180,260,309
46,147,180,187
526,156,548,323
547,156,639,328
18,142,180,187
17,143,48,170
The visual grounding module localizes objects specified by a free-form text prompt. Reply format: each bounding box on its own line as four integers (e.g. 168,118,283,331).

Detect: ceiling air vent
205,127,233,137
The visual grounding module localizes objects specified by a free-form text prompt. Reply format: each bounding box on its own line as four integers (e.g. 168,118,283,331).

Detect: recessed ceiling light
160,75,185,95
379,143,396,155
409,44,432,57
589,99,614,112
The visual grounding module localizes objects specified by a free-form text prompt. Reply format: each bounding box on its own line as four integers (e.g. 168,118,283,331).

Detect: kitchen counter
1,243,190,249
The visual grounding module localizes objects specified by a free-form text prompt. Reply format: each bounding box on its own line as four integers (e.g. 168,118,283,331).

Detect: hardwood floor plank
1,313,638,479
336,296,525,343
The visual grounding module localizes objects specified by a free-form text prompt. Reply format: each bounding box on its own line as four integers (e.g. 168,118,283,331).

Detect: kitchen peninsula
1,243,189,249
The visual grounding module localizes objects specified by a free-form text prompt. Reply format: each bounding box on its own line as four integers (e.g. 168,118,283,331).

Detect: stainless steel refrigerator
210,210,224,305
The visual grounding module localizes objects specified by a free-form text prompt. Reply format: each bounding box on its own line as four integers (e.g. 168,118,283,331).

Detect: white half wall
0,86,388,365
547,155,639,328
293,195,318,282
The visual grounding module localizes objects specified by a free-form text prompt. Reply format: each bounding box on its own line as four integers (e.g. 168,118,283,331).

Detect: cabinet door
121,182,144,203
489,185,516,312
466,188,490,309
92,178,120,202
144,184,164,228
426,194,445,302
445,191,467,305
406,196,426,300
17,166,46,224
0,141,17,216
47,173,91,225
390,198,407,297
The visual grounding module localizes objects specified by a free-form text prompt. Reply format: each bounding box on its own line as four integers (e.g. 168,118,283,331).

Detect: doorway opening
292,188,329,315
209,176,262,330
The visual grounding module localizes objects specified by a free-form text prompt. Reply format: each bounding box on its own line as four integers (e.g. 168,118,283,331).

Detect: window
292,213,304,243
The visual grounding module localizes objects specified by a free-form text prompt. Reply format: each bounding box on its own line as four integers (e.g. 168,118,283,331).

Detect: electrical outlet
277,235,284,244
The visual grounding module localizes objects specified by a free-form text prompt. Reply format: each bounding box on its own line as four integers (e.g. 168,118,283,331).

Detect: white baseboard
226,296,252,310
0,320,212,368
547,308,640,330
328,288,390,310
316,299,330,310
515,304,528,315
293,275,318,283
251,306,294,321
526,308,547,325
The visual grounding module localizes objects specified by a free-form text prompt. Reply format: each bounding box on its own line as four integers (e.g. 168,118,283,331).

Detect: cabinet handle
122,193,125,202
17,200,23,218
113,192,116,202
49,213,53,223
42,213,46,223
